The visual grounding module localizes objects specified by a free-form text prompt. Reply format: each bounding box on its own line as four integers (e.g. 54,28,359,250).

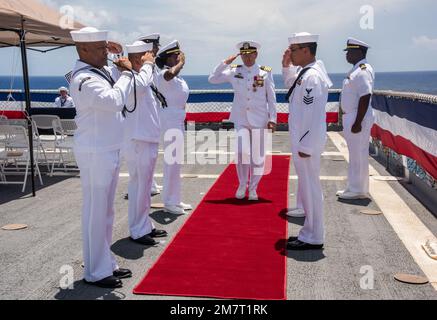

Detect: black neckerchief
285,67,312,102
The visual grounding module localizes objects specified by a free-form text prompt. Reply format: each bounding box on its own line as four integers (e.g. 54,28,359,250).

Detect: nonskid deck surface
0,131,436,300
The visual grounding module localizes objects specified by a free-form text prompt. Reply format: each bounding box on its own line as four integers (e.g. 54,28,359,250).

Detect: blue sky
1,0,437,76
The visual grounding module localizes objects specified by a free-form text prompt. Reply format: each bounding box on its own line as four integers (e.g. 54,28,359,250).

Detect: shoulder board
260,66,272,72
230,64,242,68
359,64,367,70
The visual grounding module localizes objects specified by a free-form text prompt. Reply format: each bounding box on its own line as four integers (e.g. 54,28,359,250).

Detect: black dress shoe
83,275,122,288
286,239,323,250
124,193,129,200
287,236,298,242
130,235,158,245
147,228,168,238
113,268,132,279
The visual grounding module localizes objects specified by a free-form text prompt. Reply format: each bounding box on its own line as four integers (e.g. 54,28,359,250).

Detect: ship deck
1,130,437,300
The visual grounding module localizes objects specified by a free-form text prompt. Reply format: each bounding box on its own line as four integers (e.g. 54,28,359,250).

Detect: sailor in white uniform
123,41,168,246
138,33,163,195
69,27,133,288
54,87,75,108
208,41,277,201
283,32,332,250
337,38,374,200
155,40,192,215
282,51,305,218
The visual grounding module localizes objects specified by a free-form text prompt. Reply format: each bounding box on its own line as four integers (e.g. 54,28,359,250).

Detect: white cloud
413,35,437,51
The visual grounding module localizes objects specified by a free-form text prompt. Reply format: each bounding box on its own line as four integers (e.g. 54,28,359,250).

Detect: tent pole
18,19,36,196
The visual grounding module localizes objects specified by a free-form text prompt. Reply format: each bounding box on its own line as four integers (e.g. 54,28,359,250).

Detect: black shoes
130,234,158,245
147,228,168,238
83,275,122,288
130,229,167,245
286,239,323,250
113,268,132,279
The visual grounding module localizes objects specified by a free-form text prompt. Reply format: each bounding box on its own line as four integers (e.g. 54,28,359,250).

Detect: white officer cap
288,32,319,45
126,40,153,54
138,33,160,44
70,27,108,43
344,37,371,51
236,40,261,54
58,86,68,92
157,40,181,57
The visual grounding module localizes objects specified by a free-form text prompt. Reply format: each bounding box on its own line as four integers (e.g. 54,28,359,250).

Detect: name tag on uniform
234,73,244,79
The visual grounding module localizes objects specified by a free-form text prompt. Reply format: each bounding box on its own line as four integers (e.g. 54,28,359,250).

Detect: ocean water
1,71,436,95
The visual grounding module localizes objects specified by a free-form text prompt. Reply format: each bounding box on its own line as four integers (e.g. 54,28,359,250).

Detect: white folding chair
50,119,77,175
60,119,77,136
0,124,43,192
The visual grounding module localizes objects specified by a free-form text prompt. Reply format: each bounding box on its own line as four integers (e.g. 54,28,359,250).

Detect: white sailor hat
344,37,370,51
126,40,153,54
236,40,260,54
70,27,108,43
138,33,160,44
59,86,68,92
288,32,319,45
157,40,181,57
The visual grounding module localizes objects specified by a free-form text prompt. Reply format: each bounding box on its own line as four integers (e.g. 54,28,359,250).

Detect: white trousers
75,149,120,282
235,124,266,192
161,109,185,206
126,140,158,239
293,151,324,244
343,114,374,194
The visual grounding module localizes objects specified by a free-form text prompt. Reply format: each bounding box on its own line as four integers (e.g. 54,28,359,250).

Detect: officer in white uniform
283,32,332,250
208,41,277,201
138,33,163,195
337,38,374,200
123,41,168,246
155,40,192,215
54,87,75,108
69,27,133,288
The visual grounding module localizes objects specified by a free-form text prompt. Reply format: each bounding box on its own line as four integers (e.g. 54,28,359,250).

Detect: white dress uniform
54,95,75,108
123,41,161,240
155,41,190,208
340,39,374,196
69,28,133,282
138,34,163,195
282,65,304,214
286,33,332,245
208,41,277,195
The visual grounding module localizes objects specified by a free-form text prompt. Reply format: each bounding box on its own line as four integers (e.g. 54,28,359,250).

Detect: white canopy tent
0,0,84,195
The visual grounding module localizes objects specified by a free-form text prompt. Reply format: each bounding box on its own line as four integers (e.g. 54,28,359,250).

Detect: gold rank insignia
360,64,367,70
230,64,242,69
260,66,272,72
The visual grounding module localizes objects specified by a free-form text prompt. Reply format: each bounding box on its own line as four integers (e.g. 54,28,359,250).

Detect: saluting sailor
155,40,193,215
337,38,374,200
283,32,332,250
138,33,163,195
69,27,133,288
208,41,277,201
123,40,168,246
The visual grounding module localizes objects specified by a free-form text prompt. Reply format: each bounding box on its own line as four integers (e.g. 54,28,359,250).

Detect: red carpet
133,155,290,300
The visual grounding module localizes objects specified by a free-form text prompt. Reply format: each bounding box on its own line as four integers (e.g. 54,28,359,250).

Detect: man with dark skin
337,38,375,200
70,27,135,288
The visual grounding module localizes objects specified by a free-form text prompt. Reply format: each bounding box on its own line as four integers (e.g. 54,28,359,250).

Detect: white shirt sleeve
282,66,300,89
54,97,61,108
297,75,326,156
354,71,373,97
208,61,233,84
265,71,277,123
79,72,133,113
